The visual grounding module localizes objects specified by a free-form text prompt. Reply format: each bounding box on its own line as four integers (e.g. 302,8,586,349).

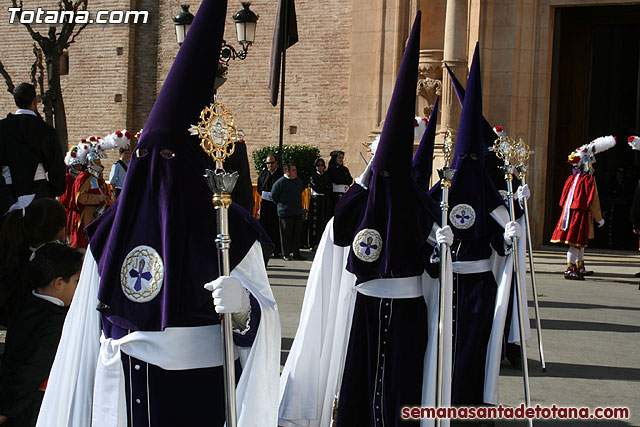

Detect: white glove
436,225,454,246
204,276,250,314
355,159,373,189
597,219,605,228
503,220,522,245
516,184,530,208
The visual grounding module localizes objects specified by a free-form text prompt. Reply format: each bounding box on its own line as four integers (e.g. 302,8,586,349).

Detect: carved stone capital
418,49,444,117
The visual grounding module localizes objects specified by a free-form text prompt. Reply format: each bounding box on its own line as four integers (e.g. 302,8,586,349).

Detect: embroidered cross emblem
129,258,152,291
456,210,471,224
359,236,378,256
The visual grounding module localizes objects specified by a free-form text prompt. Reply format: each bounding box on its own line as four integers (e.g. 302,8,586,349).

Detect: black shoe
505,343,522,369
634,272,640,278
283,256,292,261
292,254,306,261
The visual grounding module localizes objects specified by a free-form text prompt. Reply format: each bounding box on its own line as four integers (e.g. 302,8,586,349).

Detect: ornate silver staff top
438,126,457,182
514,138,534,179
190,100,244,193
189,99,245,427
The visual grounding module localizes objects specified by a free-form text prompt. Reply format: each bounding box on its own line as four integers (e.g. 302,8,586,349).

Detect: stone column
430,0,467,183
440,0,468,139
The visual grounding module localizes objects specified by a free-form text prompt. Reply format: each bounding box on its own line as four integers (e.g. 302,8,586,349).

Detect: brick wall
0,0,354,182
0,0,135,171
155,0,353,181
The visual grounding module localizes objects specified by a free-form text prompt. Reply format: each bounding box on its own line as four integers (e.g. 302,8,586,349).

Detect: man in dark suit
257,153,283,258
0,83,66,209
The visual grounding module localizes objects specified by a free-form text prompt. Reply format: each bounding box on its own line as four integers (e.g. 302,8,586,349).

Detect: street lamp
219,2,259,64
173,4,194,46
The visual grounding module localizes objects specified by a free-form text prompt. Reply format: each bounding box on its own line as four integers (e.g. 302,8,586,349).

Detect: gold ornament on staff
190,99,244,427
513,137,546,373
434,125,456,427
190,100,243,168
491,130,534,427
442,126,456,167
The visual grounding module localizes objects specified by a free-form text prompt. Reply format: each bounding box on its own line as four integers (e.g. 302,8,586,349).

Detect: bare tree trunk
43,45,67,152
0,60,15,95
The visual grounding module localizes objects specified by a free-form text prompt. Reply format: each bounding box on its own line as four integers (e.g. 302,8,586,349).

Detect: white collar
32,290,65,307
15,109,37,116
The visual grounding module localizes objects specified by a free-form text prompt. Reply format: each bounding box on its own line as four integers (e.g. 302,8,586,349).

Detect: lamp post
174,3,258,95
173,5,194,46
220,2,259,64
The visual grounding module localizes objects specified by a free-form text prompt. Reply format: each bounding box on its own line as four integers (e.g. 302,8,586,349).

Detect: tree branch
57,0,88,48
10,0,46,44
0,59,15,94
30,45,38,86
68,22,88,46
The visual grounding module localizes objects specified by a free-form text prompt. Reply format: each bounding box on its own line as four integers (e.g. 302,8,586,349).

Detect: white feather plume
369,134,380,156
414,116,427,141
103,129,131,151
628,136,640,151
590,135,616,154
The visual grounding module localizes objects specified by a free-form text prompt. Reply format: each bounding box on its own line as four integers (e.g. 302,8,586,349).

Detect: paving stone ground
269,246,640,426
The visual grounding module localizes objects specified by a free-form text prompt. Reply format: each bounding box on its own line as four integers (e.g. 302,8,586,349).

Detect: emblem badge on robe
120,245,164,303
352,229,382,262
450,204,476,230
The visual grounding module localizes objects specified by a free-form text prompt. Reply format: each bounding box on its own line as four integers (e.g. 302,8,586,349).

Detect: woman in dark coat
308,158,332,248
327,150,353,215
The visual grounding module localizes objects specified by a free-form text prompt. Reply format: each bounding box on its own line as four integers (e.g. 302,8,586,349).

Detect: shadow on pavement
532,318,640,333
535,300,640,312
501,360,640,382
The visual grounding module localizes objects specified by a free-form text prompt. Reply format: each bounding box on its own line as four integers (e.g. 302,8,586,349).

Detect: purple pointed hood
445,61,522,215
430,43,503,240
412,96,439,191
333,12,440,284
86,0,269,331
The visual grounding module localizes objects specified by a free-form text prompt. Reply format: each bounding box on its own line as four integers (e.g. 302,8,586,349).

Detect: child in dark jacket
0,242,83,426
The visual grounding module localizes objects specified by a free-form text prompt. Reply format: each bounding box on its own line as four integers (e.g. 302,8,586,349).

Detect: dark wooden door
546,5,640,249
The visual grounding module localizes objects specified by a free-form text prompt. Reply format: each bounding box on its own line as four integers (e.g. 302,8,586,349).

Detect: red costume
71,171,111,248
58,172,79,241
551,171,603,248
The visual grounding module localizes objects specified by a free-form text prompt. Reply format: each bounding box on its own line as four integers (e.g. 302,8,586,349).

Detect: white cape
484,214,531,404
278,218,452,427
37,241,281,427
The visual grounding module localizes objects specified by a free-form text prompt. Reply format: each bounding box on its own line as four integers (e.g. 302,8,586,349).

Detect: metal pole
505,173,533,427
277,0,288,167
435,128,455,425
195,100,244,427
213,181,238,427
435,181,450,427
519,173,546,372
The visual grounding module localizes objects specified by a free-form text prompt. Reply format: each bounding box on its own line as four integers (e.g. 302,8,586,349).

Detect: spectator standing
271,163,304,261
72,152,111,249
108,147,131,198
308,158,331,249
0,198,66,326
0,242,83,426
257,154,283,257
327,150,353,214
0,83,65,202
